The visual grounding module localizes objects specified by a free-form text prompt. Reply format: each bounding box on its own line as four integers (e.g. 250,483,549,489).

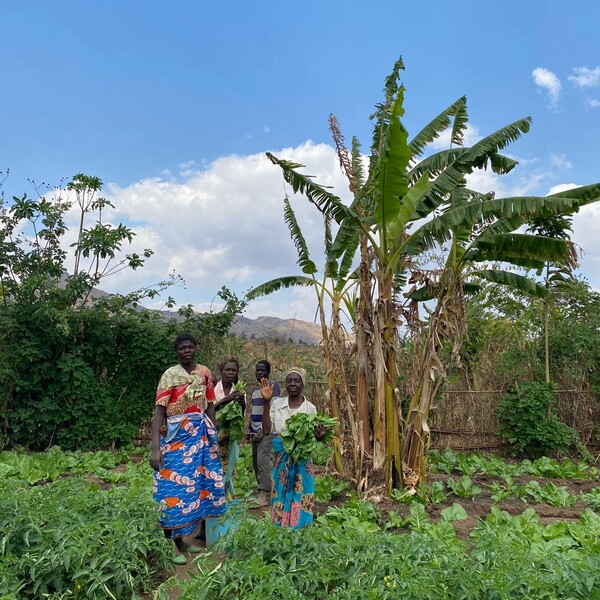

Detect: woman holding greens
214,358,246,498
259,367,326,529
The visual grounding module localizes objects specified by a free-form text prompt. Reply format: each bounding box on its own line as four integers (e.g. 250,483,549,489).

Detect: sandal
173,554,187,565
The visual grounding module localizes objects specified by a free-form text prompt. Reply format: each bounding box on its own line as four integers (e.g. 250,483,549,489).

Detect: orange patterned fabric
155,364,215,417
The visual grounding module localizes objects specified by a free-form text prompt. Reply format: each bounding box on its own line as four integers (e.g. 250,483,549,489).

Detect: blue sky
2,1,599,322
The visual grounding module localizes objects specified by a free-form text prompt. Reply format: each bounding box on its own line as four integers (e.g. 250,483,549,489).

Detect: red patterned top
155,364,215,417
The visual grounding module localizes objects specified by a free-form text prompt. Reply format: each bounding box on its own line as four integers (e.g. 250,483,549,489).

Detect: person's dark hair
173,333,197,351
219,357,240,373
256,359,271,374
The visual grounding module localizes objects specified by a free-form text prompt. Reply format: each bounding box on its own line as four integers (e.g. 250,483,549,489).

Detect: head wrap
285,367,306,384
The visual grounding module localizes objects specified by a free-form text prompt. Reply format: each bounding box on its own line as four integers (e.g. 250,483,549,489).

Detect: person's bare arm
206,399,217,426
149,404,167,470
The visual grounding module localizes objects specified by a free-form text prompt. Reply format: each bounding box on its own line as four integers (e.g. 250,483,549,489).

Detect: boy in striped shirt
248,360,280,506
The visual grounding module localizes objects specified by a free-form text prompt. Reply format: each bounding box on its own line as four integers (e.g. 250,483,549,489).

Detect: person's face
176,341,196,364
255,363,269,381
221,361,239,383
285,373,304,396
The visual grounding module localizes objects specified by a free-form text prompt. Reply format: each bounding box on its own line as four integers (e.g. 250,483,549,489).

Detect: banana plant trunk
402,274,463,485
401,334,444,484
372,269,402,492
355,231,373,479
318,298,344,474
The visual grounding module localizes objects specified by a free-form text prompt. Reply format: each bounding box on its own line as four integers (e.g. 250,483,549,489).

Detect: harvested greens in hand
217,381,245,441
233,381,246,394
281,413,338,463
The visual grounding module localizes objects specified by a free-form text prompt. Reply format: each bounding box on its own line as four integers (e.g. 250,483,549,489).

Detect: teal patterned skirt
270,436,315,529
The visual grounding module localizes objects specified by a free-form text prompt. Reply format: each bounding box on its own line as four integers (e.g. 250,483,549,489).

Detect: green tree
0,174,245,449
527,215,575,385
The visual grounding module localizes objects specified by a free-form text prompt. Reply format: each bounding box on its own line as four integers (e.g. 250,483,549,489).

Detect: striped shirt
250,380,280,433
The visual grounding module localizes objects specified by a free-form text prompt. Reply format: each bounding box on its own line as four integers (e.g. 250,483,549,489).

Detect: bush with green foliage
0,463,172,599
0,174,246,450
497,382,577,458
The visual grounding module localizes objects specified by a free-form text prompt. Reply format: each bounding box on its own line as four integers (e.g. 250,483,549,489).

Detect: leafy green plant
280,413,337,463
0,474,172,599
581,487,600,510
529,455,596,479
487,481,512,503
519,480,577,507
162,500,600,600
391,480,448,506
446,475,482,499
314,475,349,502
497,382,577,458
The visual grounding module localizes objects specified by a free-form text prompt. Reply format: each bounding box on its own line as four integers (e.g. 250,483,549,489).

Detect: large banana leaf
405,193,590,255
387,173,429,245
471,269,548,298
413,117,532,218
246,275,316,300
409,96,467,159
373,87,411,233
409,149,518,185
471,233,577,268
266,153,351,224
283,196,317,275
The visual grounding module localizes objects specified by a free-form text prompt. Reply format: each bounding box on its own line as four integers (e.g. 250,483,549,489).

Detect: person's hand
251,431,264,443
258,378,275,401
314,423,327,441
149,449,163,470
216,390,245,410
232,390,246,408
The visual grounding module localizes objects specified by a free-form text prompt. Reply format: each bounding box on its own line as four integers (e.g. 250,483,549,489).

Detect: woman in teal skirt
258,367,326,529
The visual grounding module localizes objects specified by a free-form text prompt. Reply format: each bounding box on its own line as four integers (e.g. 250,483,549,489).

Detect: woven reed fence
137,383,599,452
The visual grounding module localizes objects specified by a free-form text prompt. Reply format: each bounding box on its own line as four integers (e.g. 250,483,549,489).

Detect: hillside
230,315,322,345
81,280,323,345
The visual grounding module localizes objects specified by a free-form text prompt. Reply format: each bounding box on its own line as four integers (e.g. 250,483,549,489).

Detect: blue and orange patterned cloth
270,436,315,529
153,364,226,538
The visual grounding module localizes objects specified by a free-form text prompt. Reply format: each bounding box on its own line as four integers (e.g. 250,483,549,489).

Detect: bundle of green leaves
217,381,246,442
281,413,337,463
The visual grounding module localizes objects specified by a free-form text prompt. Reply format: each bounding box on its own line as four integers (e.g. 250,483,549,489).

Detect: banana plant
246,196,357,475
260,57,600,493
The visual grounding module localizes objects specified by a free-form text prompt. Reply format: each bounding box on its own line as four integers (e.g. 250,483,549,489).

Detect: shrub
496,382,576,458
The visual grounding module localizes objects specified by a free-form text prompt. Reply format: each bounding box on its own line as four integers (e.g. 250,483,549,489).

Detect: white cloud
547,183,579,195
103,141,352,321
572,202,600,288
549,153,572,170
568,66,600,88
178,160,197,178
63,142,598,321
585,98,600,109
532,67,562,108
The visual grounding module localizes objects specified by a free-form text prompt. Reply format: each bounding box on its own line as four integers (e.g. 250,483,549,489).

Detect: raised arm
259,377,275,435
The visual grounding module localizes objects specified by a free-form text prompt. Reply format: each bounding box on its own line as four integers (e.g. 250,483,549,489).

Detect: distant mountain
230,315,322,345
75,278,324,345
